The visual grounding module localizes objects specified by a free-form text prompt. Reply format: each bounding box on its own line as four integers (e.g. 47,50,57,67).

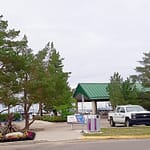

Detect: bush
36,115,66,122
0,113,21,122
0,113,7,122
13,113,21,121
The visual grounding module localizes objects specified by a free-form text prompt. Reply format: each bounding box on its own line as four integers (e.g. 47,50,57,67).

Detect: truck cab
108,105,150,127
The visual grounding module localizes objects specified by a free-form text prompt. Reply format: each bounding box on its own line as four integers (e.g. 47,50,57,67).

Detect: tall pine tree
107,72,138,108
131,51,150,110
107,72,124,108
44,42,73,116
0,15,28,131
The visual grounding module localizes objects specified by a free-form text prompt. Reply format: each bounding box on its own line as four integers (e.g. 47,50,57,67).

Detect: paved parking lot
11,118,110,142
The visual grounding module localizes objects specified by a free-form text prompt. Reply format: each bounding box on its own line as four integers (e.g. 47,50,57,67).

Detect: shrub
0,113,7,122
13,113,21,121
0,113,21,122
36,115,66,122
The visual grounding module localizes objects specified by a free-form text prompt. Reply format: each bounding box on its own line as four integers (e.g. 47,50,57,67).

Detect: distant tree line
107,52,150,110
0,15,75,130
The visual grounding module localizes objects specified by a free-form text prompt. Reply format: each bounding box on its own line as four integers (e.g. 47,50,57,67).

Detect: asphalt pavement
2,118,150,143
13,118,109,142
31,118,150,142
34,122,83,142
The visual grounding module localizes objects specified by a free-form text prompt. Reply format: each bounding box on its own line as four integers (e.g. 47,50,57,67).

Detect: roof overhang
73,83,109,102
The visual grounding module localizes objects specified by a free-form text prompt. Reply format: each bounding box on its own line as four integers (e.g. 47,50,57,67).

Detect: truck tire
145,124,150,126
125,118,131,127
110,117,115,127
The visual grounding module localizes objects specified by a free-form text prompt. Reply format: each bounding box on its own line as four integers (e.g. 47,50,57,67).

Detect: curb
0,139,82,146
80,135,150,140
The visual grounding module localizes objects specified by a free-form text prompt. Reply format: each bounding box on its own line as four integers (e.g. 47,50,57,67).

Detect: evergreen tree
121,78,138,104
0,15,27,131
107,72,138,108
0,15,25,110
131,51,150,110
0,15,73,130
31,42,50,116
107,72,124,108
44,42,73,116
18,40,36,129
135,52,150,88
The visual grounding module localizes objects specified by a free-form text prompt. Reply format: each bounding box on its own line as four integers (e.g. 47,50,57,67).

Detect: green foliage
107,72,124,108
13,113,21,121
130,51,150,110
135,52,150,87
43,43,73,115
0,15,72,129
56,98,76,118
0,16,28,131
0,15,24,107
0,113,21,122
0,113,7,122
107,72,138,108
36,115,66,122
121,78,138,104
137,91,150,110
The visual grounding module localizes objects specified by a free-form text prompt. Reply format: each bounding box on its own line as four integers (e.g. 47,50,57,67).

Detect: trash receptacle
87,115,100,132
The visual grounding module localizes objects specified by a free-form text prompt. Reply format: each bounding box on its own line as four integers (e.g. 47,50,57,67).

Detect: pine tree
135,52,150,87
0,15,27,131
0,15,25,109
107,72,138,108
121,78,138,104
44,42,73,116
131,51,150,110
107,72,124,108
32,42,50,116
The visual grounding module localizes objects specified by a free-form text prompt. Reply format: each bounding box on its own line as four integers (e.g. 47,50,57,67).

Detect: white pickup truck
108,105,150,127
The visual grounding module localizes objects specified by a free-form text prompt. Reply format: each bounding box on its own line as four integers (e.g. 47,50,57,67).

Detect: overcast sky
1,0,150,88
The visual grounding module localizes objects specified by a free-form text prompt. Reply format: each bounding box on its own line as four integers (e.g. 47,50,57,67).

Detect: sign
67,114,85,124
75,114,85,124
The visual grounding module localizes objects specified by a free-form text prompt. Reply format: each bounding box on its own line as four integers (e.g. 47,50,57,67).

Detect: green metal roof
73,83,109,101
73,82,150,102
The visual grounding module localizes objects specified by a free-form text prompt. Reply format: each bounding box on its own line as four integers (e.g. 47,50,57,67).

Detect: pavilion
73,83,109,114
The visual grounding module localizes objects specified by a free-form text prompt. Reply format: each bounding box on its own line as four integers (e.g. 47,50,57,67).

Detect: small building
73,83,109,114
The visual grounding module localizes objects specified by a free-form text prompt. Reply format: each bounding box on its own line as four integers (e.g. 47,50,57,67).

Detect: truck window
116,107,120,113
120,107,125,113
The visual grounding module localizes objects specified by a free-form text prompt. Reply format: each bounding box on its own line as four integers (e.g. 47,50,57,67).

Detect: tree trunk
24,102,30,130
75,100,78,113
39,102,43,116
7,105,14,133
53,109,57,116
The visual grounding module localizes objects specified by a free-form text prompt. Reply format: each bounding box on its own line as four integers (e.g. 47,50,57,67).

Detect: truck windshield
126,106,145,112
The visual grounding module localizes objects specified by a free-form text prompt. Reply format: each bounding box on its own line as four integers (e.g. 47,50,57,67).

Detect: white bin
87,115,100,132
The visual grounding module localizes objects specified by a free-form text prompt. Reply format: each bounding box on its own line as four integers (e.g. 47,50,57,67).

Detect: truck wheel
125,118,131,127
110,117,115,127
145,124,150,126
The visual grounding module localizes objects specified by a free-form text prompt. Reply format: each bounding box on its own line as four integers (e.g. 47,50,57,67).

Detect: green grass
84,126,150,136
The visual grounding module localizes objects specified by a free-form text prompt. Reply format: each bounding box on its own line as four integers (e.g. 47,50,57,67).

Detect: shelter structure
73,83,109,114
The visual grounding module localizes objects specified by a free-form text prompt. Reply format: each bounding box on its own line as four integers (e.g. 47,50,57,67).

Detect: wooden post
81,94,84,114
92,101,97,115
75,100,78,114
81,94,84,133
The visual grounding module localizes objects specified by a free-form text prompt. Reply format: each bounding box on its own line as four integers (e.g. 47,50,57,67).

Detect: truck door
113,107,121,122
117,107,125,123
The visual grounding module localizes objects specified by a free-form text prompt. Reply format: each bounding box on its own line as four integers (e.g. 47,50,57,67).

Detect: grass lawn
84,126,150,136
